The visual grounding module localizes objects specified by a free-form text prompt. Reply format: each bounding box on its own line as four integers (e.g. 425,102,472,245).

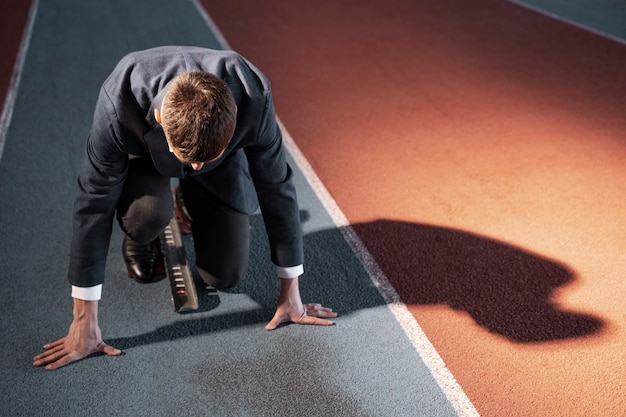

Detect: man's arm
242,92,337,328
68,86,129,289
33,298,121,370
33,85,128,370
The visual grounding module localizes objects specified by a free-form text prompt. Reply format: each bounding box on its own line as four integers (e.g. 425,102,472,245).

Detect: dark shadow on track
352,219,603,342
107,215,603,350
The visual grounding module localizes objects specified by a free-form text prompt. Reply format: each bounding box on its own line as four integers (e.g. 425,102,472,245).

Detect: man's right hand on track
33,299,121,370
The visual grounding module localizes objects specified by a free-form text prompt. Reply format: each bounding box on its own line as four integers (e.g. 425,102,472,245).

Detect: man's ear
154,108,162,124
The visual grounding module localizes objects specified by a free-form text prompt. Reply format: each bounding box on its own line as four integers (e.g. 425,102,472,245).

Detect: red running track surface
0,0,32,119
200,1,626,416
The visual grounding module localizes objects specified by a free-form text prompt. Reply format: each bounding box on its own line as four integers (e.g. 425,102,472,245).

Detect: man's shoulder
122,46,238,61
100,47,231,99
107,46,263,87
116,46,245,71
101,46,270,111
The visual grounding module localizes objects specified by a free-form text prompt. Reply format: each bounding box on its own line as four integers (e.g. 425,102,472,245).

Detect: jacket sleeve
68,86,129,288
244,92,304,270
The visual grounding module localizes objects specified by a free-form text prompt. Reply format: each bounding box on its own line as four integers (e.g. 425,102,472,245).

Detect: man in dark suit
33,46,336,370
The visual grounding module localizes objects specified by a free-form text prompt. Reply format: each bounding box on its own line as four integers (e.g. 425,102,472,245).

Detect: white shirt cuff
276,264,303,279
71,284,102,301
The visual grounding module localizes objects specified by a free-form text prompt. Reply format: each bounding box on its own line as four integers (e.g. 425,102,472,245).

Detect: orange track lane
0,0,32,114
200,1,626,416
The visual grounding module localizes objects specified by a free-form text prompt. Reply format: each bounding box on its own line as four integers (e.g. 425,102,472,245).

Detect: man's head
155,71,236,168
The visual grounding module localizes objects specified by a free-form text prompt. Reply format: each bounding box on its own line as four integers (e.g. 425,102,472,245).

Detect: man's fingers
265,314,333,329
44,351,84,371
34,346,74,369
300,304,336,326
33,343,65,365
41,342,122,371
297,315,335,326
265,303,337,330
42,338,65,350
304,303,338,319
34,339,122,370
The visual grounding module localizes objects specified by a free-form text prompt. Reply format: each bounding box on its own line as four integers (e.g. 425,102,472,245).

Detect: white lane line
192,2,479,415
0,0,39,163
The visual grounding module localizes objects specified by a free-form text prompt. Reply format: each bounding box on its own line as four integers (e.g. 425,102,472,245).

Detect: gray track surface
0,1,458,416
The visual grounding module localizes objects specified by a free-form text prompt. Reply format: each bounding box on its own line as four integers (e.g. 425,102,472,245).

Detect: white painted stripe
0,0,39,163
194,3,479,414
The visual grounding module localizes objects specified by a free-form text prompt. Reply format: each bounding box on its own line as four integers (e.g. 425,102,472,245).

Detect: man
33,46,336,370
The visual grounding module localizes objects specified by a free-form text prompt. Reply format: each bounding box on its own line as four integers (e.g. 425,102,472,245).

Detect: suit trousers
116,157,249,289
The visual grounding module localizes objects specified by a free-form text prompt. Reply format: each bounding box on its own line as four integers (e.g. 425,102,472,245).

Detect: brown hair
161,71,236,162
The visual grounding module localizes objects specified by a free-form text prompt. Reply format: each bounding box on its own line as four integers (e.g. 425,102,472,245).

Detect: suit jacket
69,46,303,288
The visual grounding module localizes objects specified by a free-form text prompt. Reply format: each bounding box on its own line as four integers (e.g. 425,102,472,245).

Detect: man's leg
117,157,173,282
180,178,250,289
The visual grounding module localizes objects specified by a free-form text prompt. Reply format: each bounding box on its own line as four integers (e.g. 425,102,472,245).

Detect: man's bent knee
197,267,244,289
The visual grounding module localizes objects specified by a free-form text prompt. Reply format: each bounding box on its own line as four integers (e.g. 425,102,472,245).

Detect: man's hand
265,277,337,330
33,299,121,370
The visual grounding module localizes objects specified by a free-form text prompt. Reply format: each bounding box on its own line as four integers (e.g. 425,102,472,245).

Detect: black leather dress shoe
122,235,163,283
